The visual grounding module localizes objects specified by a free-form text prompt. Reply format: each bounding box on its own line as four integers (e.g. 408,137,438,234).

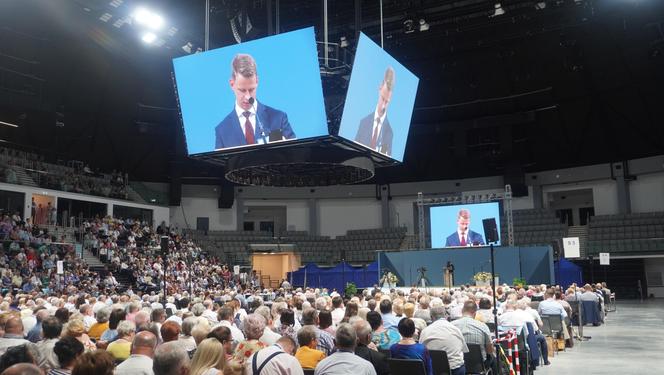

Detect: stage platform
378,246,554,287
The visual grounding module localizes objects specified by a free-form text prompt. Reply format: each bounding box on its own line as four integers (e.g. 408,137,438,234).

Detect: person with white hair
254,306,281,346
153,341,190,375
231,314,267,366
177,317,198,353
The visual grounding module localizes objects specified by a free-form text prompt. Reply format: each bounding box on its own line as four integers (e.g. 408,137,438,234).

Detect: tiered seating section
337,227,406,262
0,146,130,200
502,209,567,246
190,227,407,266
587,212,664,255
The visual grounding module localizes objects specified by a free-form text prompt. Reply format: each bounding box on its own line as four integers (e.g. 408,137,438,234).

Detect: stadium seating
586,212,664,255
501,209,567,246
189,227,407,266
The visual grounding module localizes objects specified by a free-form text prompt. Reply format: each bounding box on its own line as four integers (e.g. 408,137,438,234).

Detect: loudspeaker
168,178,181,206
218,184,235,209
504,165,528,197
160,236,169,255
482,218,499,244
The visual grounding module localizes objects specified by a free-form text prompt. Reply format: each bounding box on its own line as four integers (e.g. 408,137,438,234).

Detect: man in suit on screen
214,53,296,149
354,67,394,156
445,209,485,247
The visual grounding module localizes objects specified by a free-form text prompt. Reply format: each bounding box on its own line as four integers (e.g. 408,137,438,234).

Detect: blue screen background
337,33,419,162
430,202,502,248
172,27,327,154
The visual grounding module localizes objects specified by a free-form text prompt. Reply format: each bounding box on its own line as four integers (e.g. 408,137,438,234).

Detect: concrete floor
536,300,664,375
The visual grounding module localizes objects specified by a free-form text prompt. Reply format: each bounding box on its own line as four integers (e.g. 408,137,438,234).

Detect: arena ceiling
0,0,663,186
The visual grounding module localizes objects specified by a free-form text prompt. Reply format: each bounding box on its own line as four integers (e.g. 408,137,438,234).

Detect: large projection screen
430,202,502,248
173,27,327,155
337,33,419,162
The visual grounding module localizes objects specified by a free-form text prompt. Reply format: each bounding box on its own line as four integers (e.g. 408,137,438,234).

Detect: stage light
109,0,123,8
132,7,164,30
0,121,19,128
419,19,430,32
493,3,505,17
339,36,349,48
403,19,415,34
99,13,112,22
141,32,156,44
182,42,193,53
535,2,546,10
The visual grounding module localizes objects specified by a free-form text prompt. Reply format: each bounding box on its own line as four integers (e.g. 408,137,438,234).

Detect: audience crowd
0,215,611,375
0,146,128,201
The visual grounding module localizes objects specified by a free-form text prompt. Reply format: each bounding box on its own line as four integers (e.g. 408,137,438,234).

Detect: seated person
367,311,401,350
390,318,433,375
295,326,325,369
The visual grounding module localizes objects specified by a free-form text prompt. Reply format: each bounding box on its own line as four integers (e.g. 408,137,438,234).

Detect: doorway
31,194,56,225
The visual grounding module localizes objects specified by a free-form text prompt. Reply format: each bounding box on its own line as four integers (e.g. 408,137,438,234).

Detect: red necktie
243,111,255,144
370,118,380,149
460,234,467,246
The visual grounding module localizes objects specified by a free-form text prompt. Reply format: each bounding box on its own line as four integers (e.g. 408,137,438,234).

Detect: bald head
132,331,158,357
1,363,42,375
4,317,23,335
35,309,49,322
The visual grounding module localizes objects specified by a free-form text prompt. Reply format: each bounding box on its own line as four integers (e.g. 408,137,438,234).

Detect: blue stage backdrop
286,246,554,292
288,262,379,293
173,27,327,154
379,246,554,287
337,33,419,162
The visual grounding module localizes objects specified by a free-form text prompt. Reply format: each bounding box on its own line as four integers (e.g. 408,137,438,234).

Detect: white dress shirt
314,350,376,375
371,110,387,150
419,319,468,370
245,344,304,375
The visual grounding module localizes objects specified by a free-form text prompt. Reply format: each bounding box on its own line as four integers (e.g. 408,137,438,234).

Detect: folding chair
464,344,492,375
543,314,565,352
540,316,552,336
429,349,452,375
379,348,392,358
387,358,427,375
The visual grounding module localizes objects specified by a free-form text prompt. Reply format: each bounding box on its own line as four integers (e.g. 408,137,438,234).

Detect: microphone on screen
248,97,267,143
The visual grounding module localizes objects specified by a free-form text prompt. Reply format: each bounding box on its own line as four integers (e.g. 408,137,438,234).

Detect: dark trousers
451,365,466,375
536,333,549,363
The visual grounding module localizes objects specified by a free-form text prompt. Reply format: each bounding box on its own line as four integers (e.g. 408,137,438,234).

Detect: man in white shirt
330,296,345,327
215,306,245,344
255,306,282,346
115,331,157,375
0,317,30,355
80,304,97,331
315,323,376,375
419,306,468,375
245,336,303,375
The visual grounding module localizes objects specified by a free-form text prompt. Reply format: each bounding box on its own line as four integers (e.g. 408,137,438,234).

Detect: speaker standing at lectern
444,209,485,247
214,53,296,149
444,261,455,288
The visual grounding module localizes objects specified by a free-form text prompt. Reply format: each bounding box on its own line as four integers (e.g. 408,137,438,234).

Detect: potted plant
344,282,358,297
473,272,493,287
513,277,527,288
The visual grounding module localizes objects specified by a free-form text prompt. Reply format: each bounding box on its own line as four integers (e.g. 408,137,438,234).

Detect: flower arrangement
380,271,399,286
473,272,493,282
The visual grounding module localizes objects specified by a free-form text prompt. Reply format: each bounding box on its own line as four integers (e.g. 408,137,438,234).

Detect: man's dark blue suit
214,102,295,149
354,113,393,156
444,230,485,247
